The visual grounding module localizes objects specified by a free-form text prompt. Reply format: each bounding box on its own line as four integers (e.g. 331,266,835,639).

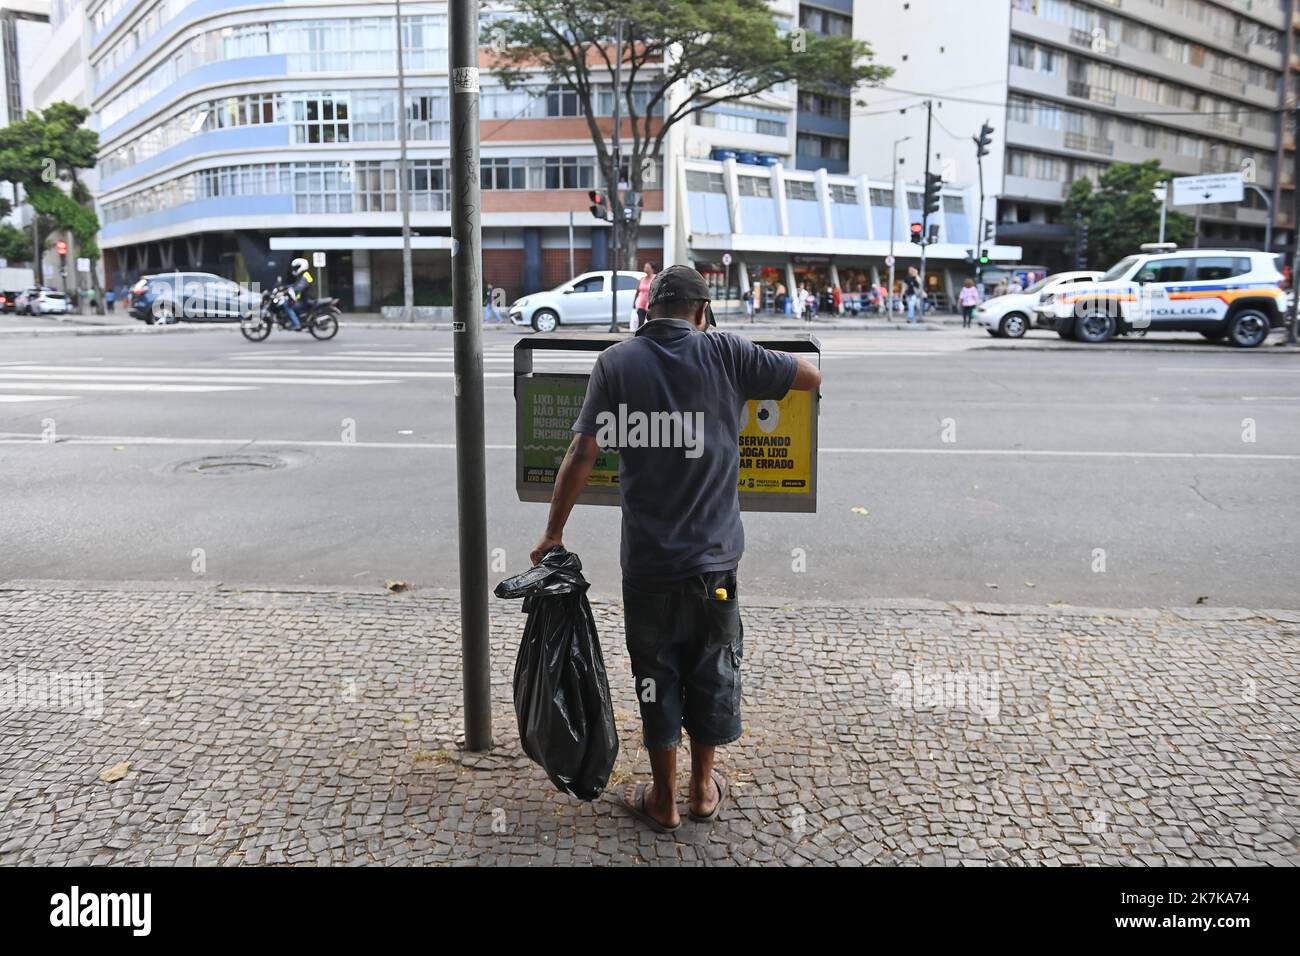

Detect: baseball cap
647,264,716,326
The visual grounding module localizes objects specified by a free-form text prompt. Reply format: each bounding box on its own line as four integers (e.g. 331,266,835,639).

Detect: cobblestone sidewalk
0,582,1296,866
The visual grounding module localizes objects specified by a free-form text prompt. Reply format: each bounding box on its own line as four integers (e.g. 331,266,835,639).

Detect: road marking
1241,395,1300,401
1159,366,1300,373
0,372,399,387
0,395,76,402
0,383,256,393
0,365,512,380
2,433,1297,461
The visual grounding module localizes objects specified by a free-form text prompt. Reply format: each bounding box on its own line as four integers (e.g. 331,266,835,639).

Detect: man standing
904,266,922,323
530,265,821,831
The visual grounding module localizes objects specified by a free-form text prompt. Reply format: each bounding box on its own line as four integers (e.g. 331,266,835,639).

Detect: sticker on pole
452,67,480,94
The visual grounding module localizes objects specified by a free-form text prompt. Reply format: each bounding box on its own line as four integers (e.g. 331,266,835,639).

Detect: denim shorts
621,569,744,751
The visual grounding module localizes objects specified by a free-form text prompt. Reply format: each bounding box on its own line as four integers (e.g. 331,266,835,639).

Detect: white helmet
290,257,308,278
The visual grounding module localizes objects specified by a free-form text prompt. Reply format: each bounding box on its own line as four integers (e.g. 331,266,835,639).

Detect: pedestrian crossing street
0,339,949,403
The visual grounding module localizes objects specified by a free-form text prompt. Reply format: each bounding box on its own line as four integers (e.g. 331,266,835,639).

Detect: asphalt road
1,319,1297,607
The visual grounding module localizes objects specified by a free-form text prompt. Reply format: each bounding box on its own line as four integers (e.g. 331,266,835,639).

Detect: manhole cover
167,453,298,476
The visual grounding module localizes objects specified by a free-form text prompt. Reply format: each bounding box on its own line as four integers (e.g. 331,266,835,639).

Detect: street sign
885,255,896,267
312,251,326,268
76,257,90,273
1171,172,1244,206
721,253,732,266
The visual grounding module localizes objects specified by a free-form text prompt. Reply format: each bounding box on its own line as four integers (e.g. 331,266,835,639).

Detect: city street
2,321,1297,608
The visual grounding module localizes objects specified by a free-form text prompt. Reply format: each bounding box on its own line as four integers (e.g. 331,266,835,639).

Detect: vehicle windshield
1100,256,1140,282
1023,277,1051,295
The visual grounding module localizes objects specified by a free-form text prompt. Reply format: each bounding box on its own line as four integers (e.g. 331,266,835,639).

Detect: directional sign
885,255,896,267
1171,172,1244,207
312,251,326,268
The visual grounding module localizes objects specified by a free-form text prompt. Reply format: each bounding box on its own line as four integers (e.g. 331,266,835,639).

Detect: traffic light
910,222,923,245
923,172,943,218
964,249,975,265
978,253,990,265
974,122,994,159
55,240,68,256
622,190,641,224
588,189,609,221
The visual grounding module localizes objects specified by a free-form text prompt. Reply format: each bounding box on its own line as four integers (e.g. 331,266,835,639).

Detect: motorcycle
240,284,340,342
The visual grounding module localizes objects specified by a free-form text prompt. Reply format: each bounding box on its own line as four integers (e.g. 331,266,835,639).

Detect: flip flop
621,783,680,833
688,770,729,823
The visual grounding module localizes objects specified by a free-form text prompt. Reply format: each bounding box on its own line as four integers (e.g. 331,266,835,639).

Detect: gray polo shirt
572,319,798,581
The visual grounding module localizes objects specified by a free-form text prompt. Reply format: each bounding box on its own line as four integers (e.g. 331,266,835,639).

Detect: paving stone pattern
0,585,1296,866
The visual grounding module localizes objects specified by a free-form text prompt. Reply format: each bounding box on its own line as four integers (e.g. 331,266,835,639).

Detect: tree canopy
1063,160,1194,270
486,0,891,274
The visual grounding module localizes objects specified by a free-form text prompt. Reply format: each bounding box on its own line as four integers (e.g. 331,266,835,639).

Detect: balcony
1066,80,1117,106
1068,28,1117,57
1064,131,1115,156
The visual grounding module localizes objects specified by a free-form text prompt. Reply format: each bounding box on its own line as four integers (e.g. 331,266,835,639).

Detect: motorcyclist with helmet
284,257,314,331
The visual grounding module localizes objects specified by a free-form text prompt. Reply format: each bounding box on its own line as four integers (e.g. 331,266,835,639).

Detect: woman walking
959,278,981,328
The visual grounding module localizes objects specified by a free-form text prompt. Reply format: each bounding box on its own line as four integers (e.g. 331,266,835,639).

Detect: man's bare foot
688,773,720,818
623,781,679,830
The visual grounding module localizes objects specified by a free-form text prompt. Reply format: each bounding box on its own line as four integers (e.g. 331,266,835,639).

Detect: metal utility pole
395,0,415,320
919,100,933,307
1290,105,1300,345
888,135,910,312
449,0,493,752
1157,181,1168,243
607,17,625,333
1245,183,1273,252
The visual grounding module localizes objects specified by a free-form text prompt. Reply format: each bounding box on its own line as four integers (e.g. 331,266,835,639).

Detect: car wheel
153,304,175,326
1200,330,1226,342
1227,309,1269,348
531,309,559,333
1074,310,1116,344
999,312,1028,338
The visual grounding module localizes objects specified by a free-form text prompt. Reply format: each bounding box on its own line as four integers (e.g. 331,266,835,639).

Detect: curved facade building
88,0,666,308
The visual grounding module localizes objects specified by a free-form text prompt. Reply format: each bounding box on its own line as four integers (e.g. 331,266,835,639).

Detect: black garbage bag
494,547,618,801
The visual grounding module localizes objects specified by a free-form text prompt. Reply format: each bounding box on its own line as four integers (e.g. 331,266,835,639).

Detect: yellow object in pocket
714,587,728,601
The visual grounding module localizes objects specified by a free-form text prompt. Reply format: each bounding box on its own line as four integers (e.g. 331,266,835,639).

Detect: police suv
1035,248,1285,348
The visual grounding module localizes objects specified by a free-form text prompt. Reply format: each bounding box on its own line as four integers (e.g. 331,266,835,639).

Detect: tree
1063,160,1194,270
0,223,32,264
487,0,891,285
0,102,103,309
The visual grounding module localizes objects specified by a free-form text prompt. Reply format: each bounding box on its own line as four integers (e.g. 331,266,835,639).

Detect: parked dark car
0,290,18,313
129,271,262,324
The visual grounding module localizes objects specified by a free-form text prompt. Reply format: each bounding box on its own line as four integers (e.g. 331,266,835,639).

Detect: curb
2,578,1295,621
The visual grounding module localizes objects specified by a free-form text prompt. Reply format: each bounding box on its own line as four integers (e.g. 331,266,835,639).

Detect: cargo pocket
622,579,670,649
703,594,741,649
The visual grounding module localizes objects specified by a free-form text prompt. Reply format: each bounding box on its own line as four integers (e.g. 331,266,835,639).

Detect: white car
977,271,1102,338
509,270,643,332
30,289,70,315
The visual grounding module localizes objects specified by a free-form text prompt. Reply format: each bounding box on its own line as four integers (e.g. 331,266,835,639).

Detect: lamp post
888,135,910,313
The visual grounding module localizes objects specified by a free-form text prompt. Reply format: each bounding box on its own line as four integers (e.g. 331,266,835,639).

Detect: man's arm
529,432,601,565
790,355,821,391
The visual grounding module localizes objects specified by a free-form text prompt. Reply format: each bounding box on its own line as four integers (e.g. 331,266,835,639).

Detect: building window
293,94,350,144
785,179,816,201
546,85,581,116
796,132,848,161
293,161,353,213
543,156,595,189
406,92,449,139
737,175,773,198
686,170,726,193
829,184,858,204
